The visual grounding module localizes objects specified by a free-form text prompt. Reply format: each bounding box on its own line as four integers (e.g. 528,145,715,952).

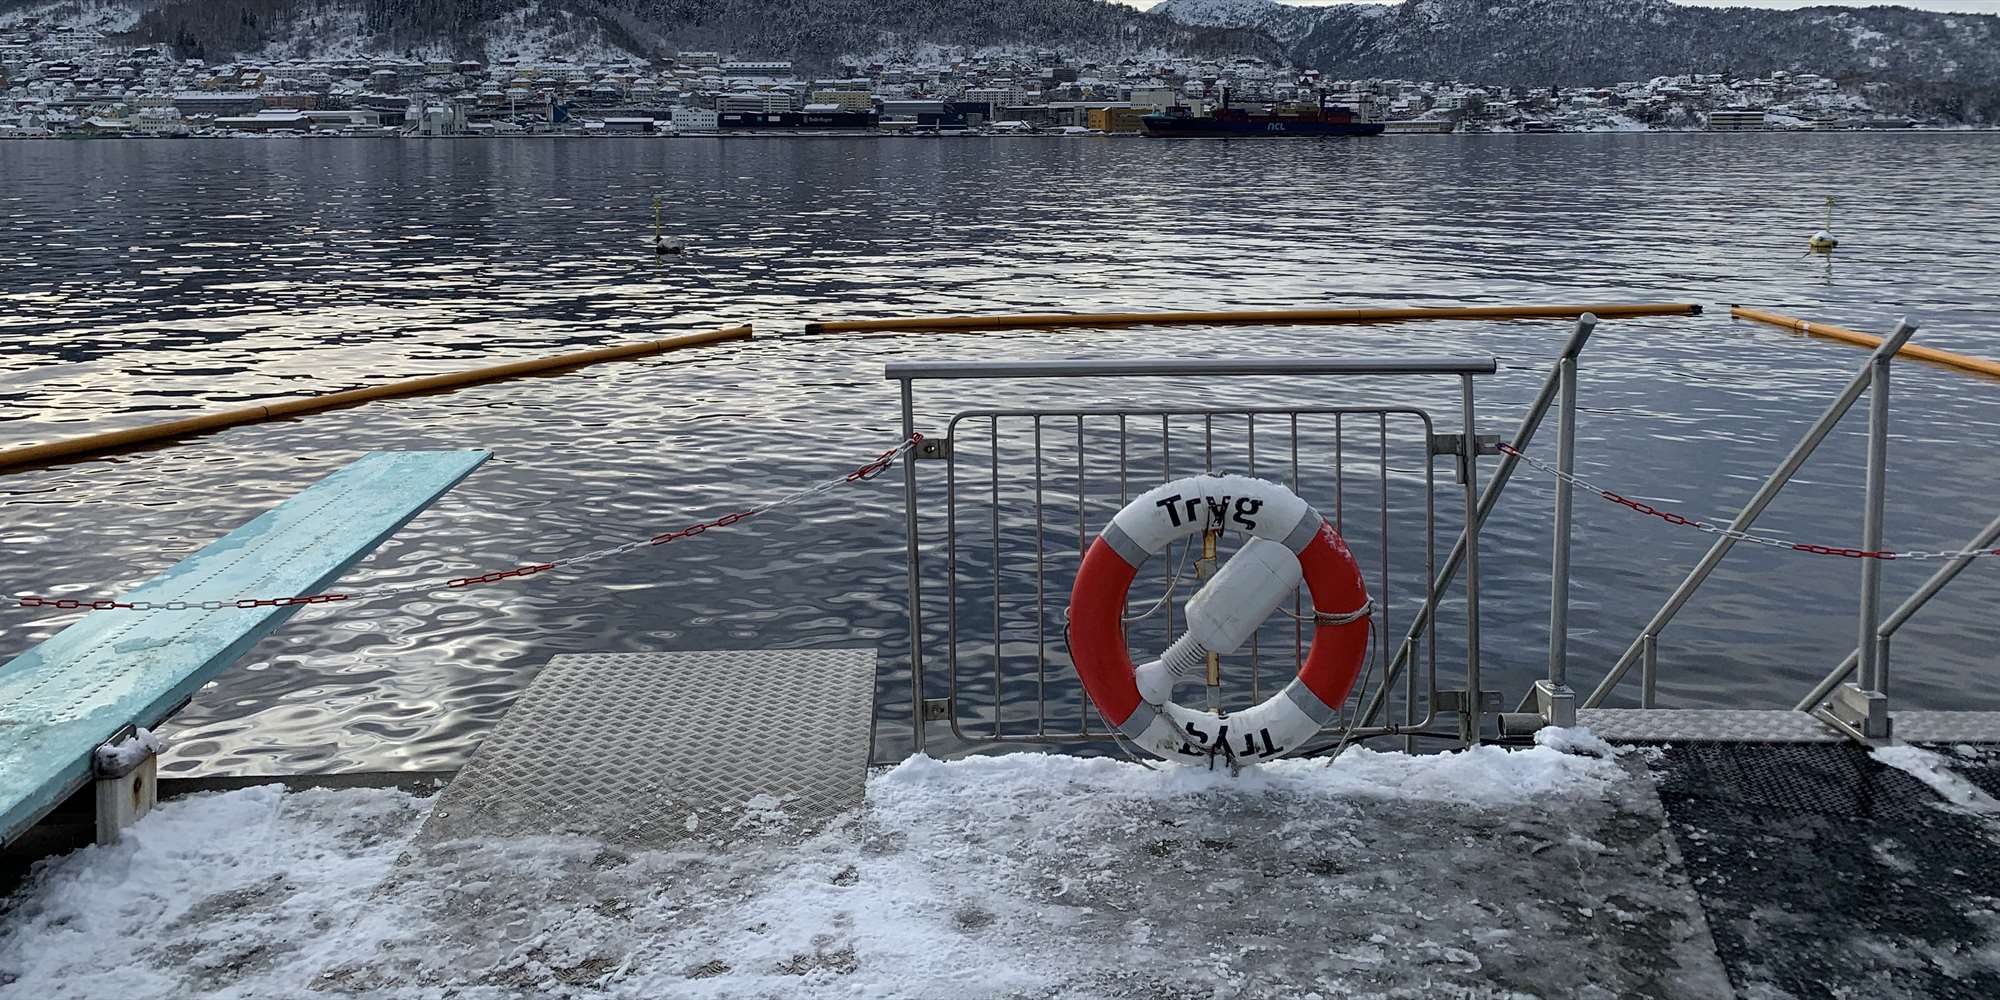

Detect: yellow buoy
1808,196,1838,253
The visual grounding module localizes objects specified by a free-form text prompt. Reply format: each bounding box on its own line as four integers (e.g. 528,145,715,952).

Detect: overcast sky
1127,1,2000,12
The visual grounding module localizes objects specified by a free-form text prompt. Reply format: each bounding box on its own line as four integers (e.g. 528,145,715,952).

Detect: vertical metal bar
1291,414,1303,669
1033,416,1046,738
1584,317,1920,707
1072,412,1088,556
1377,413,1391,721
1548,355,1577,691
1119,416,1129,506
1857,356,1891,694
1641,632,1658,709
944,416,961,747
1334,413,1345,533
1460,374,1483,748
1075,415,1087,734
990,416,1001,739
1249,412,1261,704
1874,634,1892,697
1416,417,1435,754
1163,415,1176,638
899,379,925,752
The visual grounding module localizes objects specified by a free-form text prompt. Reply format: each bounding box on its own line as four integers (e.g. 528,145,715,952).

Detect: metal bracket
1824,683,1892,741
1434,689,1505,714
1428,433,1503,458
1533,680,1577,729
916,438,951,461
922,698,952,722
92,724,160,846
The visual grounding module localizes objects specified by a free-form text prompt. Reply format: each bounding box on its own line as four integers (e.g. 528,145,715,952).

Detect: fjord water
1,133,1997,773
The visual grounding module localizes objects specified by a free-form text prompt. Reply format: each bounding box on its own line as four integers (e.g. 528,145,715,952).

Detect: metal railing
1563,316,2000,741
890,355,1522,756
888,311,1987,757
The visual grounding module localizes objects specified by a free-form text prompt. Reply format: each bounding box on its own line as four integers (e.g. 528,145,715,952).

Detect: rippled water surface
2,133,1998,774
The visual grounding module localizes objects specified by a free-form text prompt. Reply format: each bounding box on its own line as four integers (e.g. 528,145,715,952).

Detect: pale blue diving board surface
0,450,489,846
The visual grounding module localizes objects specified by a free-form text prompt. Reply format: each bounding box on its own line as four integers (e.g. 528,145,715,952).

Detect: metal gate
889,357,1501,757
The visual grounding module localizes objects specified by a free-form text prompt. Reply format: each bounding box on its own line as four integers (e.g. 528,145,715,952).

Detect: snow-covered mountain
21,0,1285,66
1156,0,2000,97
1149,0,1332,44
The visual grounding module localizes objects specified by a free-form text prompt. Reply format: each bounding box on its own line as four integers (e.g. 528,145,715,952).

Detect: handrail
883,357,1498,381
1352,315,1599,736
1582,317,1920,709
816,302,1699,335
1795,509,2000,712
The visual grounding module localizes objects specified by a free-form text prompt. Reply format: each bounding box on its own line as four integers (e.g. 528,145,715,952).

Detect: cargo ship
1141,103,1384,138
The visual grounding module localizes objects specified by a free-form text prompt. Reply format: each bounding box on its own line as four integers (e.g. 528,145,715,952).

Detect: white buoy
1808,196,1838,253
652,195,685,255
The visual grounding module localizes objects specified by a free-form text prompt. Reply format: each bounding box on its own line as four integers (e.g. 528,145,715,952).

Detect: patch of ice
0,784,429,998
1534,725,1621,757
1873,744,2000,815
0,748,1638,998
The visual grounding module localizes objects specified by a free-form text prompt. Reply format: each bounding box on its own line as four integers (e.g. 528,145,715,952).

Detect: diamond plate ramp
419,648,875,847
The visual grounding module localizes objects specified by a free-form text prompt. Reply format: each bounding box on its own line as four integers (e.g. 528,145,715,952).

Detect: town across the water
0,19,1949,138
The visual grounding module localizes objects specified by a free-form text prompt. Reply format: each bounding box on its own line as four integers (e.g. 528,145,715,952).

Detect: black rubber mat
1652,743,2000,999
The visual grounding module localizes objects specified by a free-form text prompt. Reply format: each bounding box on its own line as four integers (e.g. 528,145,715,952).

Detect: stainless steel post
1534,337,1586,728
899,378,926,752
1795,508,2000,710
1856,354,1891,694
1641,632,1658,709
1460,373,1483,748
1360,319,1598,732
1548,355,1578,690
1584,318,1919,708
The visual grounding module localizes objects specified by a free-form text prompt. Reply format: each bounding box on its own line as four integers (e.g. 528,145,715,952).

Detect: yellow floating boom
0,324,753,473
1730,307,2000,380
802,303,1702,335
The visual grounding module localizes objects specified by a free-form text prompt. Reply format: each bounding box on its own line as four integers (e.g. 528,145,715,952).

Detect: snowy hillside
84,0,1283,67
1154,0,2000,96
1150,0,1332,44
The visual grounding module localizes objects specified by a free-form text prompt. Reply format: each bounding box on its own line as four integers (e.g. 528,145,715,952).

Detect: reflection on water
1,134,1998,773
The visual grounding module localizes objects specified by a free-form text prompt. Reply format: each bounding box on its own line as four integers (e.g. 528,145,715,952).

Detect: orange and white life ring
1068,474,1371,764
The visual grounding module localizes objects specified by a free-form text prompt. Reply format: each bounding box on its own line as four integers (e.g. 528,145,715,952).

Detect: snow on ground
1,745,1731,999
1873,744,2000,814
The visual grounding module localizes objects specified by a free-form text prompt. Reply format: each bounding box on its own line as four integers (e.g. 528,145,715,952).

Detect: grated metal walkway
1652,741,2000,999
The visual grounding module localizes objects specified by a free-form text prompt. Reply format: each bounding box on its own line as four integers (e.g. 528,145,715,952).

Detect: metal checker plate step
1578,708,2000,744
419,648,875,847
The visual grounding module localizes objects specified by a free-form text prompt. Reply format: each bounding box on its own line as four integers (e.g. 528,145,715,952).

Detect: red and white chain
1499,443,2000,562
17,435,922,613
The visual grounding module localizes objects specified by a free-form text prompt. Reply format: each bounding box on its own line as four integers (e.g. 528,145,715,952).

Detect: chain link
1499,443,2000,562
17,435,923,614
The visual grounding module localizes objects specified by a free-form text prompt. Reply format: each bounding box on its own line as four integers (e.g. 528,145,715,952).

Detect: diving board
0,450,489,847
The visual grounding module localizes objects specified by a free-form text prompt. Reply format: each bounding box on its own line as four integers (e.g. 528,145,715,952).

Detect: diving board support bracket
90,726,159,846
